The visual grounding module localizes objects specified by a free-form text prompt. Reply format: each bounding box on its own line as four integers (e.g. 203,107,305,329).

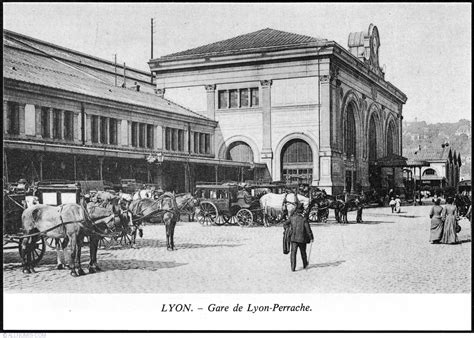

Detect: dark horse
21,203,102,276
454,194,471,217
128,193,197,250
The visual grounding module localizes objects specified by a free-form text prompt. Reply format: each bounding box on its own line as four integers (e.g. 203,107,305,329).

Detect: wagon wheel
236,209,253,227
45,237,68,250
224,215,239,226
214,215,227,226
308,205,319,223
19,236,45,266
99,235,115,249
117,227,133,247
197,201,218,226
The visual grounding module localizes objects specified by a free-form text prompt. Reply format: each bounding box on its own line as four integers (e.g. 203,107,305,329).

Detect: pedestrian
440,197,459,244
429,198,444,244
394,195,402,213
355,196,363,223
389,197,396,213
283,202,314,271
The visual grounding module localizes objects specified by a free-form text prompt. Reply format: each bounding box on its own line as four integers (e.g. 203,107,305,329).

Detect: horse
259,192,310,227
312,194,346,223
21,203,102,276
128,193,197,250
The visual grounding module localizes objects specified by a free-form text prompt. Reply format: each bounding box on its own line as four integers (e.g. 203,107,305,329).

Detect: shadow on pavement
306,260,345,270
356,220,395,225
99,259,187,271
136,238,242,250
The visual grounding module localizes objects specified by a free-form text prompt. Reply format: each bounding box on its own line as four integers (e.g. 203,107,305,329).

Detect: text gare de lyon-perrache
161,303,312,313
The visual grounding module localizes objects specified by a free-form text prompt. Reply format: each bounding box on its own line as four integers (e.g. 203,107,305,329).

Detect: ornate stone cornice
260,80,273,87
204,84,216,91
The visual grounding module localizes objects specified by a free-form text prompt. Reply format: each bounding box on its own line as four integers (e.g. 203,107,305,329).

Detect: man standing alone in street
283,203,314,271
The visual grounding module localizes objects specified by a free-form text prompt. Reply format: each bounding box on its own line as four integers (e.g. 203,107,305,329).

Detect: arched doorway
226,141,254,162
281,139,313,184
368,114,381,190
344,102,357,191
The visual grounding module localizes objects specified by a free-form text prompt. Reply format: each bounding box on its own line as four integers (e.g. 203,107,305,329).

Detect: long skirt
430,217,443,242
440,216,458,244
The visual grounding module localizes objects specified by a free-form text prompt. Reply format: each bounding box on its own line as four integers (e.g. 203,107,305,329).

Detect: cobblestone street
3,205,471,293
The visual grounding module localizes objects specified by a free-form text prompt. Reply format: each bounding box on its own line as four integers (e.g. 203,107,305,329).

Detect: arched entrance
368,114,381,190
344,102,357,192
281,139,313,184
226,141,254,162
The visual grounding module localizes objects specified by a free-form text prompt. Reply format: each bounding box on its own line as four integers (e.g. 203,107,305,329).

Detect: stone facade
150,25,407,194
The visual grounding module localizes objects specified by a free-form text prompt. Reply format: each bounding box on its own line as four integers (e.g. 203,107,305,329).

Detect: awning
373,154,408,167
458,180,471,187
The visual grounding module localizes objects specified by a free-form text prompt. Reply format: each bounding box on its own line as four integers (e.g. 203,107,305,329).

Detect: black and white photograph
2,2,472,332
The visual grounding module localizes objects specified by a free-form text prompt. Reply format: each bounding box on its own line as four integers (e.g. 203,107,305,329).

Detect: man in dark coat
283,203,314,271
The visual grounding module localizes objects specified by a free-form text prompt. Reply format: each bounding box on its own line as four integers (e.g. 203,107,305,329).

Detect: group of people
389,196,402,213
429,197,463,245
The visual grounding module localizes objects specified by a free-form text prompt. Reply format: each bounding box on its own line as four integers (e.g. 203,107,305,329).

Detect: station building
149,25,408,194
404,146,462,191
3,30,263,192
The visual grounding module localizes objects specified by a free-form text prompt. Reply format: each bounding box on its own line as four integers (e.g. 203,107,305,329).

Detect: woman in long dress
429,198,443,244
440,196,459,244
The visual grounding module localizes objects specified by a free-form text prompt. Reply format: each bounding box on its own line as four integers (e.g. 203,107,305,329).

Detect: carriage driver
283,202,314,272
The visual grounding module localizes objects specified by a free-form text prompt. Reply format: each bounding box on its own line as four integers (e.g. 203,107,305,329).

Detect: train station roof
3,29,212,122
159,28,328,60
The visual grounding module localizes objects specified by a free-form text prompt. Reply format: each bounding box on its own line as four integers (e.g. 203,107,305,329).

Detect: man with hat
283,202,314,271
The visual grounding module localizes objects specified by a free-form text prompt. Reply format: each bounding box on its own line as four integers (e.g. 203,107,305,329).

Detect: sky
3,3,472,123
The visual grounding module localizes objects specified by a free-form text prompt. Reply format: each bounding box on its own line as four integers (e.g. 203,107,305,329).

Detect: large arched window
281,139,313,184
368,115,377,162
226,141,253,162
344,103,357,157
387,121,397,156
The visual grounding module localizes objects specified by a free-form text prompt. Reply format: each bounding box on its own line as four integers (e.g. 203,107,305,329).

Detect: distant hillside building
150,25,408,194
404,146,462,190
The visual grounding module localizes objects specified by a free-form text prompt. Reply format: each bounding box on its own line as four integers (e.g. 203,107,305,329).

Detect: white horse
259,193,309,227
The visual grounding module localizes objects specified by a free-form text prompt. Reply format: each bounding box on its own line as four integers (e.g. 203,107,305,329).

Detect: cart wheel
214,215,226,226
308,205,319,223
197,201,218,226
99,236,115,249
237,209,253,227
45,237,68,250
225,215,238,226
19,236,45,266
117,230,133,246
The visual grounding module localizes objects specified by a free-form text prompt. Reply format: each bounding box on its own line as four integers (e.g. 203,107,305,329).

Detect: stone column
4,101,10,134
104,117,110,144
318,67,339,194
85,114,92,144
120,119,128,146
35,106,42,138
74,112,80,142
48,108,54,139
260,80,273,175
205,84,216,120
58,110,64,139
155,125,162,149
19,103,26,136
38,154,44,181
24,104,36,136
128,121,133,147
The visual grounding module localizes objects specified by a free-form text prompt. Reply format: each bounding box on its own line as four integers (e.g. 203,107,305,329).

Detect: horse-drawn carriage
194,183,263,227
3,191,46,266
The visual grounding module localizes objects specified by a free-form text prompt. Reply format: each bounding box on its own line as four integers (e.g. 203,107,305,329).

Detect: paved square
3,205,471,293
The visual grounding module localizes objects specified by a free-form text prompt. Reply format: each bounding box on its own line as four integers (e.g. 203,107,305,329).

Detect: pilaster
205,84,216,121
18,103,25,136
260,80,273,173
35,106,42,138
